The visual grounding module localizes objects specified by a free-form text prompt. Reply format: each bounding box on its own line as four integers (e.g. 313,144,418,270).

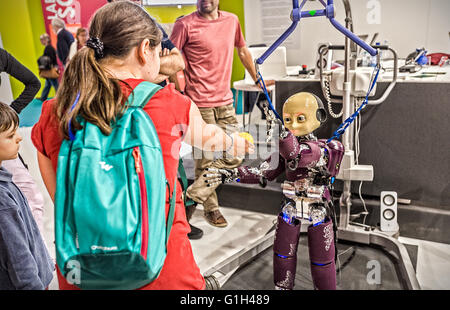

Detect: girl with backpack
31,1,253,290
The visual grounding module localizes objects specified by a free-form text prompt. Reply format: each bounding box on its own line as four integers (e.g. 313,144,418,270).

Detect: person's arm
152,47,183,85
47,46,58,67
184,101,254,157
157,23,185,77
159,46,185,77
59,31,73,64
0,204,45,290
37,151,56,202
68,41,77,62
0,49,41,114
168,71,184,93
237,46,275,87
56,38,64,64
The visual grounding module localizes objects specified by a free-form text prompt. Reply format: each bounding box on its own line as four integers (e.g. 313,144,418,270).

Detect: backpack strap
178,158,197,207
127,81,162,108
177,158,188,202
128,81,173,242
165,180,177,245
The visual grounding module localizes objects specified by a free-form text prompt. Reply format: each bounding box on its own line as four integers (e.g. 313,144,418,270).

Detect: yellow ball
239,132,254,144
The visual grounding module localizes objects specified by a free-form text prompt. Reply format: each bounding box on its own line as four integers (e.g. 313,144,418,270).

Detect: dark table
274,78,450,210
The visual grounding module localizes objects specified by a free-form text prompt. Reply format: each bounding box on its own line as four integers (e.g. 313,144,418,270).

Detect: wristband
225,132,234,152
255,78,261,85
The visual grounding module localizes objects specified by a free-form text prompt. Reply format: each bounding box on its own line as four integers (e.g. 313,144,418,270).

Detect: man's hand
256,79,275,89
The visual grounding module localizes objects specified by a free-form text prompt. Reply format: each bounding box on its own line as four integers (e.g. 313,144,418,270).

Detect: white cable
324,77,343,118
359,181,368,225
338,246,354,257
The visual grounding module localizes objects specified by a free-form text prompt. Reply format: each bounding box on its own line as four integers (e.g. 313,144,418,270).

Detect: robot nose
292,122,303,129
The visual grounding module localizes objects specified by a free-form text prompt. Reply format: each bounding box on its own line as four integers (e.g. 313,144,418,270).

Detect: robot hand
203,168,240,187
260,101,289,142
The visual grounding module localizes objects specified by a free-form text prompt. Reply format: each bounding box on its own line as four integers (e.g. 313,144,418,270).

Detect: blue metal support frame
256,0,378,67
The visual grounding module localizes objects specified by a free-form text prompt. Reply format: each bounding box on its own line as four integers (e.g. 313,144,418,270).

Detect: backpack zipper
132,147,149,260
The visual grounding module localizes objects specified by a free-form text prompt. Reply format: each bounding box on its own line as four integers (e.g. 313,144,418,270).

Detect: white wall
244,0,450,67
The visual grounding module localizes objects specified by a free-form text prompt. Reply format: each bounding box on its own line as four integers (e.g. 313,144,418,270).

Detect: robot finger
203,173,221,178
204,177,222,184
206,167,232,177
206,180,222,187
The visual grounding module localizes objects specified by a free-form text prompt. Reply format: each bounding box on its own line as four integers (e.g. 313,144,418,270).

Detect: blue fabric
40,78,59,102
0,167,54,290
18,99,44,128
159,24,175,51
54,82,176,289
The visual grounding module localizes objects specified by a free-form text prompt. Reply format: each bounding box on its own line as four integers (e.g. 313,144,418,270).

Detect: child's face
0,126,22,162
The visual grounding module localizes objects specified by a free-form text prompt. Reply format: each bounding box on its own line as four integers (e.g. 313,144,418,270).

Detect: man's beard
199,2,217,14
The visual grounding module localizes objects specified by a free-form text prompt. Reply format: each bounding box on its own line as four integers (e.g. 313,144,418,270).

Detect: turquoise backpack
55,81,176,290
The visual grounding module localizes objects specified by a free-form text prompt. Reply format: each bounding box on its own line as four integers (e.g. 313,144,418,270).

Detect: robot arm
279,129,301,161
204,152,285,187
259,100,303,161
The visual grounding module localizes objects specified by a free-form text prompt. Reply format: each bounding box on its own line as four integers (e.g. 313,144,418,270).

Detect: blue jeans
40,78,59,101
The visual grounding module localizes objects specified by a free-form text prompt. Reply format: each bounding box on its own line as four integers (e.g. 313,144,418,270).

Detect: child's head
56,1,162,139
0,102,22,163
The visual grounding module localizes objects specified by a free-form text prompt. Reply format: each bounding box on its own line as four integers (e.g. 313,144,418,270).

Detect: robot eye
297,115,306,122
284,117,292,123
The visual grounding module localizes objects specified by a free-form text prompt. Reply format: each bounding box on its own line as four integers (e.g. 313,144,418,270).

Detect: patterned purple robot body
236,132,344,194
322,139,345,178
280,133,344,203
282,136,344,180
267,132,344,290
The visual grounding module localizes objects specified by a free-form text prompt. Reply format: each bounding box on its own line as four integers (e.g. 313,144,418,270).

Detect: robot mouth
290,129,305,136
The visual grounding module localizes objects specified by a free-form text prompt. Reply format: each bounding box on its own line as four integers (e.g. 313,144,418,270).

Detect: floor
14,101,450,290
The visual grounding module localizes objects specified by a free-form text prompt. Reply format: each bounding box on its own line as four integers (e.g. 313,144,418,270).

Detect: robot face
282,93,321,137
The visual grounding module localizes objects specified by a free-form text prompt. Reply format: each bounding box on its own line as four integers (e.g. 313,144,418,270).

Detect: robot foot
273,213,301,290
307,217,337,290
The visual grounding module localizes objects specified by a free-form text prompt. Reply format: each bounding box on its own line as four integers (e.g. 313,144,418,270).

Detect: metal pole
339,2,353,231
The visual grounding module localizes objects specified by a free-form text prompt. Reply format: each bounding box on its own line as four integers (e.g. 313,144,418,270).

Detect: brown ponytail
55,1,162,139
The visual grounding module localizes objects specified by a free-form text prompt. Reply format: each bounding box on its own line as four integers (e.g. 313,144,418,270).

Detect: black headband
86,37,104,59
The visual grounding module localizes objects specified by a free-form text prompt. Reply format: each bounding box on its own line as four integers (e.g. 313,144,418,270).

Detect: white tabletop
279,62,450,84
233,80,275,92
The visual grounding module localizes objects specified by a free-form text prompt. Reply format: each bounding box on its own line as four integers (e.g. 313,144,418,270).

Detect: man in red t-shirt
170,0,273,229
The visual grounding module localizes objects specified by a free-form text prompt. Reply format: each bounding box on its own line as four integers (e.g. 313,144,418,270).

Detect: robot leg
273,213,301,290
307,217,336,290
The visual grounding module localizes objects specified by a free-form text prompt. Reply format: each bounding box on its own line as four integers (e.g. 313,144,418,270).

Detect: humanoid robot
204,92,344,290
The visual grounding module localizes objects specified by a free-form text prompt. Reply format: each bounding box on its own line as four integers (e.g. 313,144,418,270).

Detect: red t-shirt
31,80,205,290
170,11,246,108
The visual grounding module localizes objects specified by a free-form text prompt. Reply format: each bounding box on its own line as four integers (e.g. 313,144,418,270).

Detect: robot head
282,92,327,137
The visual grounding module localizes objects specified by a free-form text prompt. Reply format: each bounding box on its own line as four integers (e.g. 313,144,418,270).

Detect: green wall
220,0,246,84
0,0,50,101
146,5,197,24
0,0,246,101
